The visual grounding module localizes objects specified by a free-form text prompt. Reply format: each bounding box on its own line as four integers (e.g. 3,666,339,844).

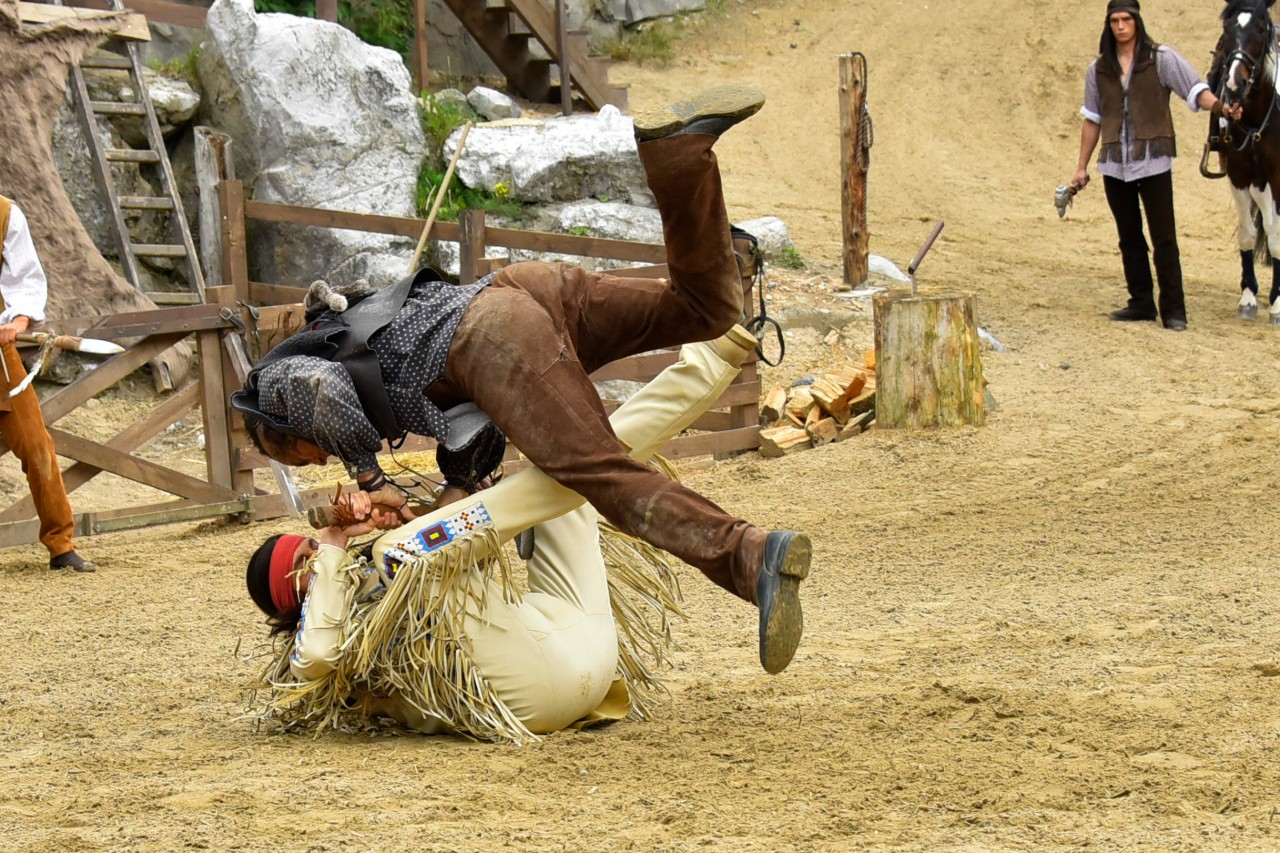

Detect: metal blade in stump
872,287,986,429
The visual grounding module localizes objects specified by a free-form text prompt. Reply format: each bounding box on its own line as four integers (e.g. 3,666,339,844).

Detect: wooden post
414,0,429,91
316,0,337,22
194,126,234,288
872,287,986,429
218,179,250,304
458,209,487,285
199,286,235,490
840,52,869,286
556,0,571,116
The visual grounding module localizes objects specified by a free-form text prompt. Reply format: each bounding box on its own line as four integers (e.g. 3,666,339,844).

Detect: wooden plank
414,0,429,90
0,383,199,523
243,199,459,242
65,304,226,338
218,179,250,303
459,209,486,285
194,127,234,287
47,428,236,503
248,281,307,305
198,330,232,489
64,0,209,29
589,349,679,382
36,332,190,425
241,199,665,264
840,52,870,286
17,2,150,41
657,426,760,459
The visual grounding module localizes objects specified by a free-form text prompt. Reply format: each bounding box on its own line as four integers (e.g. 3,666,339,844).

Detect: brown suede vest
1097,47,1177,164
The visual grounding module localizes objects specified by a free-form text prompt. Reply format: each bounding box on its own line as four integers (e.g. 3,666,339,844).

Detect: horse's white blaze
1239,12,1253,27
1228,58,1244,91
1233,186,1258,251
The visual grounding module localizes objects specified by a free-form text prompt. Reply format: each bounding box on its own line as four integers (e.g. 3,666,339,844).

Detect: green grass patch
777,247,806,270
148,45,201,86
602,0,729,66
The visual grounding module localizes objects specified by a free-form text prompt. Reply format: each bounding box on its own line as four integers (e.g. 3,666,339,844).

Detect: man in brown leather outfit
235,86,811,673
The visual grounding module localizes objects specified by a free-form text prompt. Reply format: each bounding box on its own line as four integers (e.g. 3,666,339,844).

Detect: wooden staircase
54,0,205,305
440,0,627,111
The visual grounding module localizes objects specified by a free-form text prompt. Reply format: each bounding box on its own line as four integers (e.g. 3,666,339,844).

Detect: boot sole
634,85,765,140
760,533,810,674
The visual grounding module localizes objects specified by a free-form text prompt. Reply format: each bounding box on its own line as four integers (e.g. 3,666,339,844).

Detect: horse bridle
1218,12,1279,150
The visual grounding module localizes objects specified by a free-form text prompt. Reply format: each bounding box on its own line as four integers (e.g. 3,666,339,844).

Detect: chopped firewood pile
758,350,876,457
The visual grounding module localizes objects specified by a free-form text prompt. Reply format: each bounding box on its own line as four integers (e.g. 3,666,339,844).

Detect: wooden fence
0,187,760,547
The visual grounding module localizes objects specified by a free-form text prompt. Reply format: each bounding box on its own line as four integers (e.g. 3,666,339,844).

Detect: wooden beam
459,209,486,285
18,2,151,41
0,383,199,522
240,199,666,264
414,0,429,90
840,52,870,286
61,0,209,29
37,332,190,425
47,428,236,503
218,179,250,304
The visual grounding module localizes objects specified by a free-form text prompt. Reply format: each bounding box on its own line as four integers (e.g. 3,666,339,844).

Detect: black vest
230,268,445,441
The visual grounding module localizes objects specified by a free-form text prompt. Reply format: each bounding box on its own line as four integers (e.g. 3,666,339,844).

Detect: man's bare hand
0,317,30,347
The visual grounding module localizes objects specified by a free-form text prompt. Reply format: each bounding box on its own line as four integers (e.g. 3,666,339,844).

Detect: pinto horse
1214,0,1280,321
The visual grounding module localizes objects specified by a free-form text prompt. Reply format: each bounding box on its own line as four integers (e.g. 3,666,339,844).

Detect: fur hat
303,278,376,321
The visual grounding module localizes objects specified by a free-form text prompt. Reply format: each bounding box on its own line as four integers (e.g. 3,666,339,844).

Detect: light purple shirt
1081,45,1210,182
0,201,48,326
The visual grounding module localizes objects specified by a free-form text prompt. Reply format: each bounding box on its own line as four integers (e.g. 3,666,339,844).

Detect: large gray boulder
446,108,650,206
199,0,425,287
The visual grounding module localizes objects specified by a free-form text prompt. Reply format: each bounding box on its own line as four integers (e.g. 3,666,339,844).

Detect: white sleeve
0,204,48,326
289,544,357,682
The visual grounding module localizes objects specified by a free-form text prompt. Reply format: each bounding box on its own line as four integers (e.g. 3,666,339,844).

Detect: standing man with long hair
1067,0,1229,331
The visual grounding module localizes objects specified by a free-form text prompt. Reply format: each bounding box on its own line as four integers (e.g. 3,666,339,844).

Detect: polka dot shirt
256,274,494,475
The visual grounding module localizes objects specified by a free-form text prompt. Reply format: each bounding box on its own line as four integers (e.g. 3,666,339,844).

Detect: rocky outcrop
199,0,425,287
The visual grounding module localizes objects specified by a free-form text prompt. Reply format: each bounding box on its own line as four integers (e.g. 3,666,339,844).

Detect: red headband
269,534,309,613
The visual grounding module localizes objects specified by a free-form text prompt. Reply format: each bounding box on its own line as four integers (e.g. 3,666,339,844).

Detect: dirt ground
4,0,1280,849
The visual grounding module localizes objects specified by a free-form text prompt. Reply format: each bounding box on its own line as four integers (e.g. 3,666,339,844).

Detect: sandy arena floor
3,0,1280,849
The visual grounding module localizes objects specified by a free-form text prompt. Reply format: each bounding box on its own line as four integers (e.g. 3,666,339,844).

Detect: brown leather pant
442,133,765,603
0,342,74,558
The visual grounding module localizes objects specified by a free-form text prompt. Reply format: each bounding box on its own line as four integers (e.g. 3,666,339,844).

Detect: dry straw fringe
252,460,686,742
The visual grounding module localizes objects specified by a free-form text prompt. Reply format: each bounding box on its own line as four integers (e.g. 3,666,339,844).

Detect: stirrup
1200,142,1228,180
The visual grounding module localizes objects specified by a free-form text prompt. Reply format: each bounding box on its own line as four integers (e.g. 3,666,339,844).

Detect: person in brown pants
0,194,96,572
233,86,811,672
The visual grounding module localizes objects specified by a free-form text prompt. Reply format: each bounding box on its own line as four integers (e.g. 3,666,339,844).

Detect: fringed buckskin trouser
0,343,74,558
441,132,766,603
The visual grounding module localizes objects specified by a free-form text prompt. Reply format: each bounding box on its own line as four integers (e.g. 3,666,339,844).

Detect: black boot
756,531,810,674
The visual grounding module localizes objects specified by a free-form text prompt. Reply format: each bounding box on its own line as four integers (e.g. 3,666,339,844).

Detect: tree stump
872,287,985,429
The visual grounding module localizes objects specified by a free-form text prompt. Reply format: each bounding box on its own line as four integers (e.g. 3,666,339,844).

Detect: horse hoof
1270,311,1280,326
1239,304,1258,320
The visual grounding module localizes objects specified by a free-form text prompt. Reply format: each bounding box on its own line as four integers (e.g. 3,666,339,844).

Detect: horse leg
1259,187,1280,325
1271,258,1280,325
1234,187,1259,319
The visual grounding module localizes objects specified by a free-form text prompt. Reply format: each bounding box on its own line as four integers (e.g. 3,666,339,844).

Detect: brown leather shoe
633,85,765,142
756,531,810,674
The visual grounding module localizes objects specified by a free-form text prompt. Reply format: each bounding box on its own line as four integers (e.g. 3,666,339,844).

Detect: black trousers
1103,171,1186,323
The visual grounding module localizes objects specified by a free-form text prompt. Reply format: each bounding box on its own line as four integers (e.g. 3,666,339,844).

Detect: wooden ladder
440,0,627,112
55,0,205,305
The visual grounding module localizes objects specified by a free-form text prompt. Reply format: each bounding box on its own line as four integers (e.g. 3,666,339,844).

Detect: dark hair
246,534,304,636
243,414,293,461
1098,6,1156,77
